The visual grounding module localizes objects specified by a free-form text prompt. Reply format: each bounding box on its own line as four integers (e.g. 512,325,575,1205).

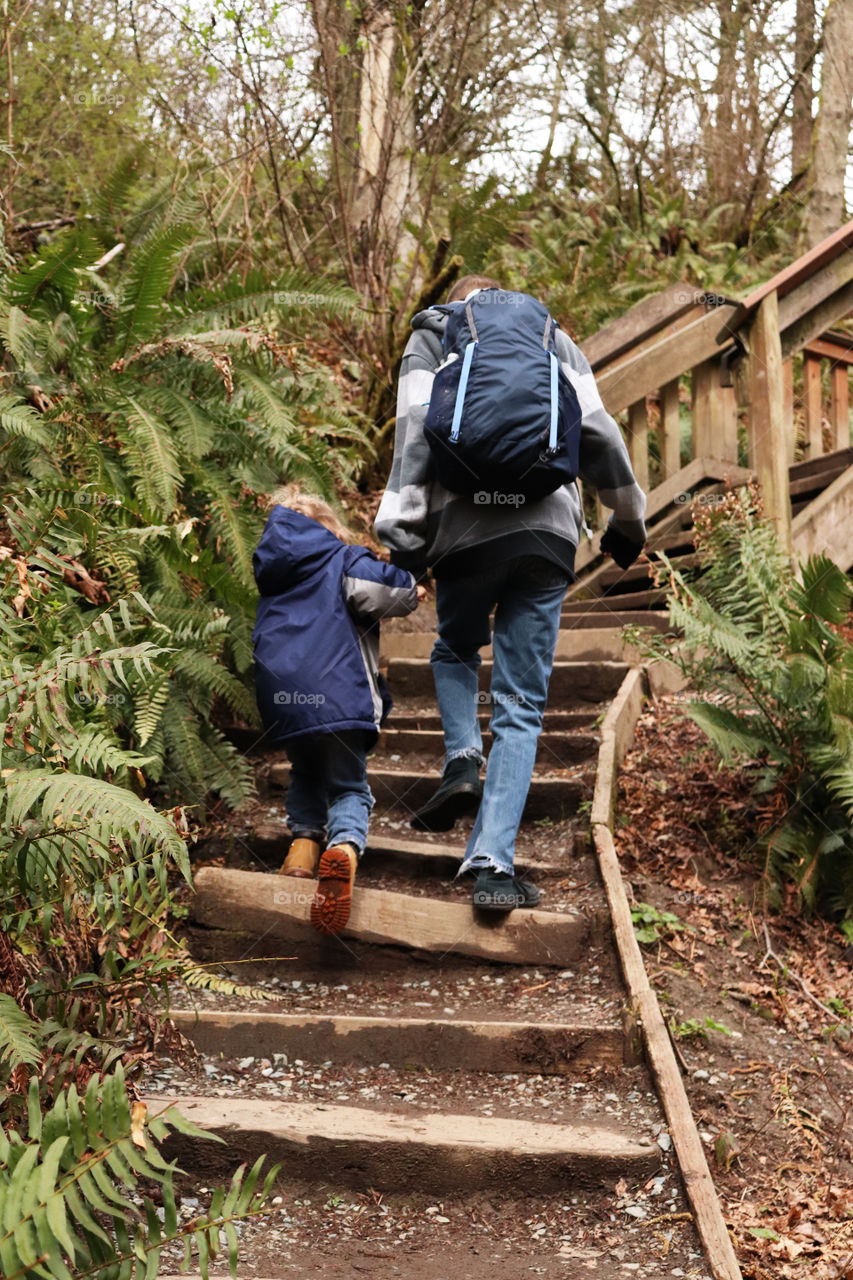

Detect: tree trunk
792,0,815,179
803,0,853,248
311,0,419,309
706,0,746,217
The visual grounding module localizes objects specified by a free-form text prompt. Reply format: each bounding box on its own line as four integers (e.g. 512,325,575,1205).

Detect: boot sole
310,850,355,935
472,895,541,914
410,786,482,833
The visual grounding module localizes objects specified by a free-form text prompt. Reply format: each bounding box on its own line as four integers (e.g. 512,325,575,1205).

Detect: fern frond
172,649,258,721
167,269,359,334
177,959,275,1003
114,222,192,355
0,995,42,1069
0,1065,276,1280
113,396,182,515
3,769,189,872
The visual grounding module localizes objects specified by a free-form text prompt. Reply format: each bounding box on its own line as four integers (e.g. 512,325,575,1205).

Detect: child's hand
416,584,428,603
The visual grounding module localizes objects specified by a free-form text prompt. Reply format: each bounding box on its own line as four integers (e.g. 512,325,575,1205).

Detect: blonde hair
270,483,354,543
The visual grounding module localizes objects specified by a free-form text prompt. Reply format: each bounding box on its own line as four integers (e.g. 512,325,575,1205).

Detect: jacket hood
410,307,448,337
253,507,342,596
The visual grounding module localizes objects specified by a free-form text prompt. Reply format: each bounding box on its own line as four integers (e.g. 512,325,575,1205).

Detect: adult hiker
253,484,421,935
375,275,647,913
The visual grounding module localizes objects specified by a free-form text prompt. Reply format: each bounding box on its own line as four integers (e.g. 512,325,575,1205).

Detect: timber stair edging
384,656,631,700
375,724,601,763
247,825,580,876
170,1008,631,1072
189,865,591,966
149,1094,661,1193
382,629,648,661
591,662,744,1280
263,760,592,820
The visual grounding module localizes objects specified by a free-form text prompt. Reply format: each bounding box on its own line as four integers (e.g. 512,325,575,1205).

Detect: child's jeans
284,729,374,853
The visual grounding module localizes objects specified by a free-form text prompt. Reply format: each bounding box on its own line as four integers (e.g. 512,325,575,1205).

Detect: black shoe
410,757,482,832
472,868,541,913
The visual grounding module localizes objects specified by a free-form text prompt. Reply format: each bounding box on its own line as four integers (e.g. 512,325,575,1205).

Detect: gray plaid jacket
375,303,647,578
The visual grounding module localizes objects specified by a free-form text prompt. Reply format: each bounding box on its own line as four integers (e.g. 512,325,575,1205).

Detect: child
253,484,420,935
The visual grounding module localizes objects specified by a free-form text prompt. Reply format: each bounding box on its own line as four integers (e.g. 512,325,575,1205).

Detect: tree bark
706,0,746,217
804,0,853,248
311,0,419,309
792,0,815,178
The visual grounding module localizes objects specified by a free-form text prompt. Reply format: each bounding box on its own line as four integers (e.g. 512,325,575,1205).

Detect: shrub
645,485,853,917
0,182,365,1274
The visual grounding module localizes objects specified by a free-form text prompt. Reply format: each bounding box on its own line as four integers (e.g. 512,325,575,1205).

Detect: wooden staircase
152,636,729,1278
143,231,853,1279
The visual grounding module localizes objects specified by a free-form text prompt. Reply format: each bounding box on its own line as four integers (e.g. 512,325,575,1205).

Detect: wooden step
375,725,599,764
265,762,591,819
245,824,577,875
385,706,600,731
792,451,853,572
789,444,853,483
382,630,644,662
789,455,852,497
190,867,591,966
595,554,698,593
645,530,696,555
170,1009,628,1073
386,658,630,701
563,587,667,611
154,1095,660,1192
559,609,669,632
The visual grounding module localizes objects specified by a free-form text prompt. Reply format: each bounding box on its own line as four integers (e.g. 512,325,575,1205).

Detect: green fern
644,485,853,917
0,1066,278,1280
115,221,193,355
0,996,42,1070
0,164,360,1279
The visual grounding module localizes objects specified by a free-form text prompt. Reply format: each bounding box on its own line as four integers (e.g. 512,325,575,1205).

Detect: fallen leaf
131,1100,147,1150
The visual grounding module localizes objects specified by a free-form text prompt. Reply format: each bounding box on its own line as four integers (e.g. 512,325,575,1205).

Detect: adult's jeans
430,555,570,875
285,729,374,853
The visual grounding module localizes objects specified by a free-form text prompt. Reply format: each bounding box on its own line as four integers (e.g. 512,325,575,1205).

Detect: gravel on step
162,957,623,1020
144,1052,662,1131
150,1180,712,1280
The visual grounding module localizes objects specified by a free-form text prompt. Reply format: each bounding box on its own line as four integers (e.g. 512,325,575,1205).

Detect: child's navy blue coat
253,507,417,744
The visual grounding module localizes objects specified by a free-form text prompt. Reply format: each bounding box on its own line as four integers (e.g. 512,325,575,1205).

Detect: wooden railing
579,223,853,551
793,330,853,458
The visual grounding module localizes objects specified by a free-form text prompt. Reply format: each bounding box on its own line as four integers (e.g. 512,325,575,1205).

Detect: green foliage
0,173,366,798
645,486,853,917
444,189,791,340
630,901,687,945
0,171,363,1274
0,1065,278,1280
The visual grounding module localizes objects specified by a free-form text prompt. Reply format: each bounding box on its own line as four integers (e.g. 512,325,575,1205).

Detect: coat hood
253,507,342,596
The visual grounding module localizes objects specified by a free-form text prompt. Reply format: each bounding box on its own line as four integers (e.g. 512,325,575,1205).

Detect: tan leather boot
310,844,358,935
279,837,321,879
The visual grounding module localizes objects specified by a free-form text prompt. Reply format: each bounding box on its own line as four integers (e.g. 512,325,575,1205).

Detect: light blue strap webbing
450,340,477,443
548,350,559,451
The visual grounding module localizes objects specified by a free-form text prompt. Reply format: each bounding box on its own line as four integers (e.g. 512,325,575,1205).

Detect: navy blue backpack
422,289,582,501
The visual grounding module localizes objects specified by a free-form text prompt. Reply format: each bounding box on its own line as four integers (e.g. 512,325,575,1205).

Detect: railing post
692,359,738,464
803,352,823,457
659,379,681,479
737,290,792,552
691,361,712,458
830,363,850,450
626,399,649,491
782,358,795,463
